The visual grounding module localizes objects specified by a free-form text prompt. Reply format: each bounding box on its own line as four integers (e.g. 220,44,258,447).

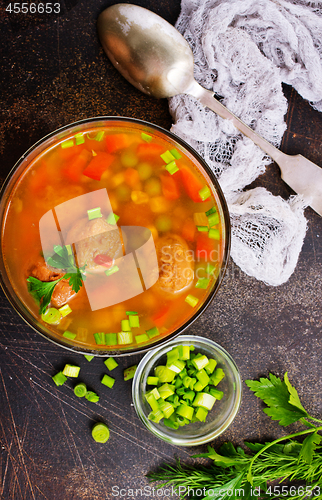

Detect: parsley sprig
27,245,86,315
147,373,322,500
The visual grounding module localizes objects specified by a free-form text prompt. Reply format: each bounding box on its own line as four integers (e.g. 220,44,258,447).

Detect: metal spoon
97,3,322,216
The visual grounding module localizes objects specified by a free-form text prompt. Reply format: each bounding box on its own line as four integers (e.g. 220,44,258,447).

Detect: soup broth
1,120,227,353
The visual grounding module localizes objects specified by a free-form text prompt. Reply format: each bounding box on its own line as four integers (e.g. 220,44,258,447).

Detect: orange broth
1,123,226,351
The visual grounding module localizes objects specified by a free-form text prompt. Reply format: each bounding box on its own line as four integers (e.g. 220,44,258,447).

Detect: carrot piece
28,161,49,194
58,144,83,161
178,166,205,202
136,143,164,159
160,173,180,200
196,232,215,260
181,218,196,242
105,133,131,153
152,306,170,327
63,149,92,182
124,168,140,188
82,152,114,181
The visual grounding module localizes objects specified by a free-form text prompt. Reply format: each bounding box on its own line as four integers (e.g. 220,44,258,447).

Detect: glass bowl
132,335,242,446
0,117,230,356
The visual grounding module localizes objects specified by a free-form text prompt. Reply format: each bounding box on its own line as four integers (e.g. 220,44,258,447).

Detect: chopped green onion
74,382,87,397
94,332,105,345
170,148,182,159
158,400,175,419
185,294,199,307
87,207,102,220
135,333,149,344
126,311,138,315
148,409,164,423
41,308,62,325
106,212,120,225
101,374,115,388
61,139,74,149
117,331,133,345
121,319,131,331
85,391,100,402
124,365,137,381
104,357,118,371
195,277,210,289
141,132,152,143
165,160,179,175
167,347,179,365
210,368,225,386
92,422,109,443
84,355,94,362
105,266,119,277
52,371,67,386
208,228,220,240
192,392,216,410
192,353,209,371
160,150,176,164
62,364,80,378
145,392,160,412
197,226,209,232
149,387,161,399
206,263,216,275
204,358,217,374
147,376,159,385
199,185,211,201
95,130,105,141
154,366,175,383
129,314,140,328
105,333,117,346
195,406,208,422
210,388,224,400
75,133,85,145
158,383,175,400
178,346,190,361
196,368,210,388
167,359,185,374
63,330,76,340
146,326,159,339
59,304,73,317
205,206,216,216
164,418,179,429
176,404,194,420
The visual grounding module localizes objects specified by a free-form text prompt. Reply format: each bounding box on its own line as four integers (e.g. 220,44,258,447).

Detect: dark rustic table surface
1,1,322,499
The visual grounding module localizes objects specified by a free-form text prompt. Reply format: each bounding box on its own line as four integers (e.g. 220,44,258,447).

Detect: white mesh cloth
169,0,322,285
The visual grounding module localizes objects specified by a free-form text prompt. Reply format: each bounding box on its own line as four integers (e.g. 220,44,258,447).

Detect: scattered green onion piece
205,206,216,216
105,333,117,346
154,366,175,383
41,308,62,325
210,388,224,400
107,212,120,225
75,132,85,145
105,266,119,277
121,319,131,331
92,422,109,443
147,376,159,386
74,382,87,397
61,139,74,149
135,333,149,344
126,311,138,315
195,406,208,422
185,294,199,307
95,130,105,141
148,409,164,423
85,391,100,402
62,364,80,378
104,357,118,371
117,331,133,345
141,132,152,143
84,355,94,362
192,353,209,371
170,148,182,159
87,207,102,220
63,330,76,340
52,371,67,386
193,392,216,410
158,400,175,419
208,228,220,240
94,332,105,345
199,185,211,201
197,226,209,232
145,392,160,412
129,314,140,328
59,304,73,317
204,358,217,375
210,368,225,386
208,211,220,227
124,365,137,381
146,326,159,339
160,150,176,164
101,374,115,388
206,263,216,275
176,404,194,420
165,160,179,175
195,277,210,289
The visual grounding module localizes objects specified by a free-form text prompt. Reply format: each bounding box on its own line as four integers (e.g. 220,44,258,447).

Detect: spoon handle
187,80,286,164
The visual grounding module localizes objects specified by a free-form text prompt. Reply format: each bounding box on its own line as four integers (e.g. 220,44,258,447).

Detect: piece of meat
28,257,77,307
155,234,194,294
66,217,123,271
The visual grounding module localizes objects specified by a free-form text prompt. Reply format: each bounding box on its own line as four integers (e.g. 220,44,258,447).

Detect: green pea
144,177,161,197
137,162,153,180
121,151,138,168
155,215,172,233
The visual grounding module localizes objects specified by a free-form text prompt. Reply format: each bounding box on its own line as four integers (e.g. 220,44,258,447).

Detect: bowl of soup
0,117,230,355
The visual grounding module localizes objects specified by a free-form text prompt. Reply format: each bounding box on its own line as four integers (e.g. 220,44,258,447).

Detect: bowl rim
0,116,231,357
132,334,242,446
